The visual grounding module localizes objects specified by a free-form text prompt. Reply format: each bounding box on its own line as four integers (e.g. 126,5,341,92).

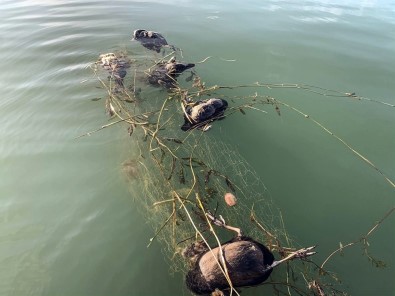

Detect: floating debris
121,159,140,181
224,192,237,206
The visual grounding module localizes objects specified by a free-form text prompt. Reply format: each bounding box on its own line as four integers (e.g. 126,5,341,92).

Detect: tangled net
80,45,394,296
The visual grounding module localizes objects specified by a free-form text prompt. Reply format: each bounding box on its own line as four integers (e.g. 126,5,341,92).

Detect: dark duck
183,212,317,295
181,98,228,131
148,56,195,88
184,237,275,295
133,29,169,52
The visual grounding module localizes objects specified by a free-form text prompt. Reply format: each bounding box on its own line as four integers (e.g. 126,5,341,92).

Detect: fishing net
84,47,394,296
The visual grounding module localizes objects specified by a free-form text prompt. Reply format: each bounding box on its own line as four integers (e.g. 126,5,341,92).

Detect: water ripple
1,1,394,295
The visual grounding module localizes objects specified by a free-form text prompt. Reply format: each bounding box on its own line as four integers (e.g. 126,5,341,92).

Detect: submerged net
83,46,394,296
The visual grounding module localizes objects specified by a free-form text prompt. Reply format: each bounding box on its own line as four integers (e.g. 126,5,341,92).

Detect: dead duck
184,237,275,295
181,98,228,131
133,29,168,53
183,212,317,295
148,56,195,88
98,53,130,88
165,57,195,76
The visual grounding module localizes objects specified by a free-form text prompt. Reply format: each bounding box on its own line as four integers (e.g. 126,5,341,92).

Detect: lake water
1,0,394,295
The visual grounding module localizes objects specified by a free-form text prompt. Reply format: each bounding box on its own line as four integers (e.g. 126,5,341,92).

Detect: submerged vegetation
79,31,395,295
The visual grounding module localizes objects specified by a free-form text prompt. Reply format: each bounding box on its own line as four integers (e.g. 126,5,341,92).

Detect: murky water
1,0,394,295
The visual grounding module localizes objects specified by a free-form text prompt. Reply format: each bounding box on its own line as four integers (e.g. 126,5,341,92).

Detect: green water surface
0,0,394,295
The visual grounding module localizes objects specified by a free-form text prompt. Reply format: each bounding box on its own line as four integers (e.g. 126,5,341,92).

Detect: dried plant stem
182,136,239,296
196,56,212,64
147,206,176,248
145,51,176,72
277,99,395,189
195,194,240,296
186,82,394,108
250,208,282,249
320,207,395,269
144,126,239,295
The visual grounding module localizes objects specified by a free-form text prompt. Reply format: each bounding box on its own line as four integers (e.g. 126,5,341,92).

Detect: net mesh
86,48,394,295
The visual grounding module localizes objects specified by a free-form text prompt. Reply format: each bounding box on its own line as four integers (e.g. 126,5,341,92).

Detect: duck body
185,236,274,295
133,29,168,52
98,53,130,87
148,57,195,88
181,98,228,131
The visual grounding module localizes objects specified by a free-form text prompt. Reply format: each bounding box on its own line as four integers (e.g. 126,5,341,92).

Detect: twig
320,207,395,269
250,208,282,249
196,56,212,64
277,99,395,189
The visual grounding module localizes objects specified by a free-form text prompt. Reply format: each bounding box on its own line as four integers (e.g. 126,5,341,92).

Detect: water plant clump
81,31,395,296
